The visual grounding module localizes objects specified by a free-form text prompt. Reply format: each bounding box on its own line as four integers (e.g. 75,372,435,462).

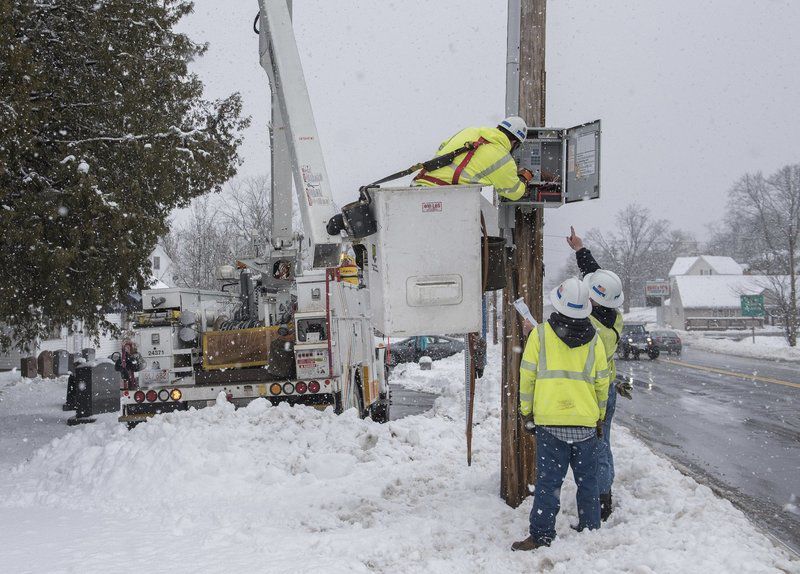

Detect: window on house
153,256,160,270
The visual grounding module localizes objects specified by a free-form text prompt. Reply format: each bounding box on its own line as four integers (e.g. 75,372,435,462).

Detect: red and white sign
422,201,442,213
645,281,670,298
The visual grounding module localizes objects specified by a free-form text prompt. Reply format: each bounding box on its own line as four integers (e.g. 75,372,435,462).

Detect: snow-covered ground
0,349,797,574
678,330,800,363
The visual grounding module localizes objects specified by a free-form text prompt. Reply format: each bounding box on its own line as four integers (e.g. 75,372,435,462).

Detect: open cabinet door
565,120,601,203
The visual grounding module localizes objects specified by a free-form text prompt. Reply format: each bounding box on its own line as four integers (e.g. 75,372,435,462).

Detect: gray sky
178,0,800,273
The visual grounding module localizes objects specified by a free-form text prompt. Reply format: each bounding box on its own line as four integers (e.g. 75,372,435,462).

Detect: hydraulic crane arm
257,0,341,269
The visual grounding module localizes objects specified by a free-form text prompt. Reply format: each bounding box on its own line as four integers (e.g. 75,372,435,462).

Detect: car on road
650,329,682,356
618,323,660,360
386,336,465,368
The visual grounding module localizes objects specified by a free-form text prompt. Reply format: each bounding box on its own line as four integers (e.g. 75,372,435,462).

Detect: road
389,383,437,420
614,345,800,553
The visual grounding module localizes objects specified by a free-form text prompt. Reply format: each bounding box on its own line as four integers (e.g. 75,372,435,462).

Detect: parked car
618,323,660,360
649,329,682,356
386,336,465,368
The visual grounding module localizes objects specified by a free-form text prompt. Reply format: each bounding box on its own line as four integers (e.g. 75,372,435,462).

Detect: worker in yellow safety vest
512,276,610,552
567,226,628,521
412,116,533,200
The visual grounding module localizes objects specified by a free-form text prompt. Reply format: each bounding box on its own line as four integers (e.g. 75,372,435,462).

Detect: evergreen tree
0,0,249,349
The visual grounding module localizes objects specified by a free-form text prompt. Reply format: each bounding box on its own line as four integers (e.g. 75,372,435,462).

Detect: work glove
518,168,534,183
522,413,536,435
596,420,604,439
616,380,633,400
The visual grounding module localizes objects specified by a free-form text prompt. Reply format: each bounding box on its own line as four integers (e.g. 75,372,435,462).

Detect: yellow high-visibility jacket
519,322,610,426
413,126,526,200
589,311,623,383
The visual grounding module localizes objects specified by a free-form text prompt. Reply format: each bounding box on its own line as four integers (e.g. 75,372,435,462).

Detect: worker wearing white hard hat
567,226,627,523
512,276,609,551
412,116,533,200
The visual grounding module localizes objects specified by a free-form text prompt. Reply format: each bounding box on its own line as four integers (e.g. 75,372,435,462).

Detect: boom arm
258,0,341,269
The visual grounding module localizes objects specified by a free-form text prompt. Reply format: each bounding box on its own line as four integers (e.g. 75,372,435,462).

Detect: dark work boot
511,536,549,552
600,492,613,522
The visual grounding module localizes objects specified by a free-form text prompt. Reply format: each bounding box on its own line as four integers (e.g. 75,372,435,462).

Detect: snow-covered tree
725,165,800,346
0,0,249,349
163,197,232,291
586,204,698,312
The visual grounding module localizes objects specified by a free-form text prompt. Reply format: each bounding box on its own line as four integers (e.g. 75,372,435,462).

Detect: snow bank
0,348,796,573
680,330,800,362
624,307,658,325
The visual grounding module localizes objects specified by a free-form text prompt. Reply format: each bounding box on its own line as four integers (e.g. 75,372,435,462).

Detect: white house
149,241,176,288
668,255,744,277
666,275,767,329
665,254,771,329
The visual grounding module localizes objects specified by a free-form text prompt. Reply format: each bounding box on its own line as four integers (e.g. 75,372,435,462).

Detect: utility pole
500,0,546,508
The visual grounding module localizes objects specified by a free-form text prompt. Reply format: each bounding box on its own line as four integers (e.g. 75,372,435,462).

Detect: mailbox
37,351,55,379
509,120,601,207
68,361,121,424
53,349,70,376
20,356,37,379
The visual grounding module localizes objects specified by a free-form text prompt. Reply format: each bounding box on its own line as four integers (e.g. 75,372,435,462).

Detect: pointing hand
566,226,584,251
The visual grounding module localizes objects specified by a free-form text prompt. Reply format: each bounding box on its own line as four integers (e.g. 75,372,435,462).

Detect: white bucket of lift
364,185,482,337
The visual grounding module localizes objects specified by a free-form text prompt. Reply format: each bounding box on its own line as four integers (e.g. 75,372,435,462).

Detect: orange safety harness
412,137,488,186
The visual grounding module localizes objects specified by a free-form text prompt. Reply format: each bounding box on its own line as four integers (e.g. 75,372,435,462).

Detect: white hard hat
583,269,625,309
550,277,591,319
498,116,528,143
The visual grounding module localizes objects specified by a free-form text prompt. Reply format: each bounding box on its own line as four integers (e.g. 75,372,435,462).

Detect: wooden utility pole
500,0,546,508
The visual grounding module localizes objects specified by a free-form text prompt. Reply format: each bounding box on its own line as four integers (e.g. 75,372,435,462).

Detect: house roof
700,256,744,275
673,275,765,308
668,257,697,277
668,255,743,277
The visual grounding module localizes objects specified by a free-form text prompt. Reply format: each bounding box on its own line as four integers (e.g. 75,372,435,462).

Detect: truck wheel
370,392,391,424
648,348,660,360
352,371,368,419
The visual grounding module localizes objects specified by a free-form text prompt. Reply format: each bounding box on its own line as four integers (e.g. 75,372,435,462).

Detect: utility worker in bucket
411,116,533,200
567,226,628,521
512,276,610,552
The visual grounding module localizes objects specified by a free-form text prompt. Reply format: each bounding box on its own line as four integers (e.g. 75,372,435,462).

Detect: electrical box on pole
507,120,601,207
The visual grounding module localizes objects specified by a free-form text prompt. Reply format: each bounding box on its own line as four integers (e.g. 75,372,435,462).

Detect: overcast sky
177,0,800,272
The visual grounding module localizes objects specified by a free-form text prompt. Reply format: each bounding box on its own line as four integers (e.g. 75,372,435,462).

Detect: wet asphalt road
389,383,437,420
614,346,800,553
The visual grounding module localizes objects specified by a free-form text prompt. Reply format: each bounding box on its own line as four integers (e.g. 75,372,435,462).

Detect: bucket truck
119,0,389,427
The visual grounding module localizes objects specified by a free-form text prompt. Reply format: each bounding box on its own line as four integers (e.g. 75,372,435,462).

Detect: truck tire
648,348,660,360
370,391,391,424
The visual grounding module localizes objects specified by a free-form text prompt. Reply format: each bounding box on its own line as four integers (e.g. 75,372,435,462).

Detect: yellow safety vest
519,323,610,426
589,311,623,383
413,127,526,200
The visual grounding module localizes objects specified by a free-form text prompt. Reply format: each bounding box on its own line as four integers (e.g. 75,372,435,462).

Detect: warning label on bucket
422,201,442,212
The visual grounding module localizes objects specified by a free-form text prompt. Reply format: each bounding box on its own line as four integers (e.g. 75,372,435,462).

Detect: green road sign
740,294,765,317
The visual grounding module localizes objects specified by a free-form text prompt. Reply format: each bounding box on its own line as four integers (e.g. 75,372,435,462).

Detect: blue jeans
597,384,617,495
529,428,601,545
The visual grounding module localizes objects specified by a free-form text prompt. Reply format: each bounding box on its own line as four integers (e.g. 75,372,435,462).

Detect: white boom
257,0,341,269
